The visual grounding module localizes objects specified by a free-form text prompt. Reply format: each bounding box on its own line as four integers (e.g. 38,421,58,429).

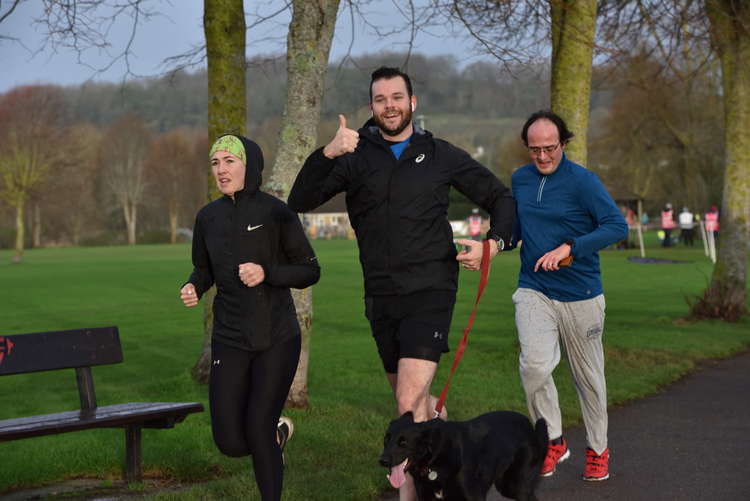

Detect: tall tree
192,0,247,383
0,86,64,263
101,114,152,245
146,129,204,244
549,0,597,165
600,0,749,319
558,0,749,319
264,0,340,408
447,0,598,162
691,0,749,320
590,52,724,212
0,133,36,262
55,123,104,246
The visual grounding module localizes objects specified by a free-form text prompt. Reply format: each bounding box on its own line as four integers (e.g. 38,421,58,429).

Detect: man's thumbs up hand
323,114,360,159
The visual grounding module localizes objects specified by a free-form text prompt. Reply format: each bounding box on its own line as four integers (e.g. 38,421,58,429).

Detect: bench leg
124,425,142,484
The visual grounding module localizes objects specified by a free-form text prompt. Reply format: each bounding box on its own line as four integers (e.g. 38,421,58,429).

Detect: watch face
490,236,503,251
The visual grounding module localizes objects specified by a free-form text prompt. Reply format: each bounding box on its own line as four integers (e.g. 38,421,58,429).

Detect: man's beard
374,106,413,137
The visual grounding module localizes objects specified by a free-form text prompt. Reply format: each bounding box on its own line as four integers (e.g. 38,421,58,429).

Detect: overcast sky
0,1,489,93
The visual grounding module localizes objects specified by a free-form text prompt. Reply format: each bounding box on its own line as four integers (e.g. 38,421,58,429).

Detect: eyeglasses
527,143,560,156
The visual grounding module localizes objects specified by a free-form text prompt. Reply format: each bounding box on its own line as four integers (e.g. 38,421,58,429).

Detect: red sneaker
540,438,570,477
583,447,610,481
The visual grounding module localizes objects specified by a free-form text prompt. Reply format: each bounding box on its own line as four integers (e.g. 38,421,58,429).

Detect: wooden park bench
0,326,204,483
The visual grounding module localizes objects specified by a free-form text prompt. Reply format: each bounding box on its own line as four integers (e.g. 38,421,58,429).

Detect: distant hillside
51,52,587,134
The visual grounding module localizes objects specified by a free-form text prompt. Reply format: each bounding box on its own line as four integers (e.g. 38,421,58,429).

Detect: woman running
180,134,319,500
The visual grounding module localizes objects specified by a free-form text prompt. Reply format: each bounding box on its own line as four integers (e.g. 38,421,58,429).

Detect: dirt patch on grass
0,477,209,501
605,345,688,369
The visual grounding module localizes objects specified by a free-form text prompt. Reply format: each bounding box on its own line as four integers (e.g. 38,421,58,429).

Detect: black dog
380,411,548,501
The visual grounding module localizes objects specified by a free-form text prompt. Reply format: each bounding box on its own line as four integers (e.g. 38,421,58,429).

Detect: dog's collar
417,465,439,481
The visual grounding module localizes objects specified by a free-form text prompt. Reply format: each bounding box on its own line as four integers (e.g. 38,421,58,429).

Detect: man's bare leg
384,358,443,501
385,375,447,420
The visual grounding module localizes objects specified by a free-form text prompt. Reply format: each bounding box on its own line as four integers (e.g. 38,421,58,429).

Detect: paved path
384,350,750,501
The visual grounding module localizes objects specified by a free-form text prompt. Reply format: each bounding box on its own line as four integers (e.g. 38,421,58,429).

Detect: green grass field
0,237,748,500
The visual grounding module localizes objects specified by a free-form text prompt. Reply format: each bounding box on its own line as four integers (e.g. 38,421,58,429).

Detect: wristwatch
489,234,505,252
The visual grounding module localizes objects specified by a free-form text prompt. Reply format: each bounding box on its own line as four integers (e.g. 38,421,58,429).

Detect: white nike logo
247,224,263,231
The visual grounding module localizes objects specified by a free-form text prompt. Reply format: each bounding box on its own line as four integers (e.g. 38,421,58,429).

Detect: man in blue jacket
511,110,627,482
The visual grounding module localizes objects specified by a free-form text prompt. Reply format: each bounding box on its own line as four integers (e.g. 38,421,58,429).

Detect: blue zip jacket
511,154,627,301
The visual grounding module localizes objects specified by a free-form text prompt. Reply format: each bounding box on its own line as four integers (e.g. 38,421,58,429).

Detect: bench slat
0,402,204,441
0,327,122,375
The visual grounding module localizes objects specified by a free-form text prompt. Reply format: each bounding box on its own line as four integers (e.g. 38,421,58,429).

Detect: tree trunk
12,198,25,264
193,0,247,383
72,223,80,246
124,202,137,245
265,0,340,408
691,0,749,321
204,0,247,142
32,203,41,248
130,205,137,245
549,0,597,166
169,203,178,244
286,288,312,407
191,296,216,383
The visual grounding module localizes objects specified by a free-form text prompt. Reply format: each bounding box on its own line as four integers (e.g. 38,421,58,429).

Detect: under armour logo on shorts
213,359,221,366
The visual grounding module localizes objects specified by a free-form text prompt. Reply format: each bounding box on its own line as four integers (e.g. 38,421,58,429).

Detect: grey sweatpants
513,287,608,454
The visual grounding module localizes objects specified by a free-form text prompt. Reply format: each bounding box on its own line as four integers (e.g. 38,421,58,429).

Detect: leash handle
434,239,492,417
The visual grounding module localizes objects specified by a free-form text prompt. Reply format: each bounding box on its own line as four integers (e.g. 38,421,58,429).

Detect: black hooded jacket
288,121,514,296
187,135,320,351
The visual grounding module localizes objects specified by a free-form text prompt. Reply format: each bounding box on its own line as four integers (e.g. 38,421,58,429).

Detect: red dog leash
434,239,492,418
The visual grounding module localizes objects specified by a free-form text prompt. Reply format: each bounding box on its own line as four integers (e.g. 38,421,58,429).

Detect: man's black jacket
288,121,514,296
187,135,320,351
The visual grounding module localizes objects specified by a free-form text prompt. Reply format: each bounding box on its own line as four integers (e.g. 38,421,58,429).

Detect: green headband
209,135,246,164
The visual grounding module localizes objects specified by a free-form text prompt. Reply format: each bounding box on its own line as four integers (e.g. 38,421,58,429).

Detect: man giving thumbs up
288,66,515,501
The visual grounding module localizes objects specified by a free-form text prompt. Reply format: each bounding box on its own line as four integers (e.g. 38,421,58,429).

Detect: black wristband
564,239,575,254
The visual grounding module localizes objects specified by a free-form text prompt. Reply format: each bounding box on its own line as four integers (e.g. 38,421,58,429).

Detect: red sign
0,336,14,365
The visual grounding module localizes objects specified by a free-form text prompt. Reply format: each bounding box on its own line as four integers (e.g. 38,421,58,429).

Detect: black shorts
364,290,456,374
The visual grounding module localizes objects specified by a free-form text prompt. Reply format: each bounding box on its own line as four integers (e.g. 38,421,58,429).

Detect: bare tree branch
0,0,23,24
246,0,292,30
18,0,165,85
160,0,293,79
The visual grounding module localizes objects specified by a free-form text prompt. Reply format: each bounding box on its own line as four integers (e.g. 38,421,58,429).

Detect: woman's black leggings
209,336,301,501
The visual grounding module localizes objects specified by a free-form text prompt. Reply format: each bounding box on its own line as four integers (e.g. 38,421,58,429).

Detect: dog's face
379,412,438,489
